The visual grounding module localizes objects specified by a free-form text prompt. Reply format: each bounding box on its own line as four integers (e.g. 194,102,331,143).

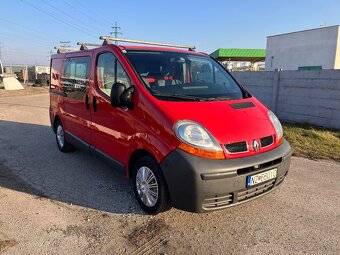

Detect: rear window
125,51,247,101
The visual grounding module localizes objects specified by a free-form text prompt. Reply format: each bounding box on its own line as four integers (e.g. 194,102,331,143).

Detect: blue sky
0,0,339,65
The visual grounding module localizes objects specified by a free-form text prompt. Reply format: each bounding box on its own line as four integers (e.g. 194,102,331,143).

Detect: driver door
90,51,134,169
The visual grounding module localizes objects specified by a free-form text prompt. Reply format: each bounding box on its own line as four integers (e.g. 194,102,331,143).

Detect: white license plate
246,168,277,188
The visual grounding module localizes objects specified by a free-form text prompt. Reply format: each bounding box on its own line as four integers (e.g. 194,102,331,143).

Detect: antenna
99,36,196,50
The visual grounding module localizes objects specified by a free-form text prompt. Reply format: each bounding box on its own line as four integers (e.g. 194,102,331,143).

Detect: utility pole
59,41,71,48
47,49,53,58
110,22,122,45
0,43,2,61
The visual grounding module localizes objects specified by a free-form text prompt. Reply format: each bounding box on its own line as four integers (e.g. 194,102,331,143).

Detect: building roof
267,25,340,38
210,48,266,62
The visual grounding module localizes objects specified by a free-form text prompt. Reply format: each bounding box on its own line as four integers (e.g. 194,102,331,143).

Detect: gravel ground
0,93,339,255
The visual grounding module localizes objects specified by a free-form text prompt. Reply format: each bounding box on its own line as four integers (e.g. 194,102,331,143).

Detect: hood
159,97,275,144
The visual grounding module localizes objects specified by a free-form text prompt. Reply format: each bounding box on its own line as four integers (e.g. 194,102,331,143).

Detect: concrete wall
265,26,340,71
232,70,340,130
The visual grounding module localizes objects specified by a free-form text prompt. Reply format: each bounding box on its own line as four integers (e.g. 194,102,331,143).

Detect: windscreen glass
125,51,246,101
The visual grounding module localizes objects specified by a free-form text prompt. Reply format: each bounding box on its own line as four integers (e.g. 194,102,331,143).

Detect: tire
55,121,74,152
132,156,171,214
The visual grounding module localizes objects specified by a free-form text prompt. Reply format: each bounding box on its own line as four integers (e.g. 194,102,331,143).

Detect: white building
265,25,340,71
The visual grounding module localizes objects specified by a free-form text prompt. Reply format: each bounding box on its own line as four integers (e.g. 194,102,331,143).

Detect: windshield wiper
211,96,233,101
153,93,208,101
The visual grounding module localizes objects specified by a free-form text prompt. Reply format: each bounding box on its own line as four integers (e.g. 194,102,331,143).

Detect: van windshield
125,50,247,101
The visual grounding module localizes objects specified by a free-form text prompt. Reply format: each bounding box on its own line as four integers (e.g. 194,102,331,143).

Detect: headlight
268,111,283,141
174,120,225,159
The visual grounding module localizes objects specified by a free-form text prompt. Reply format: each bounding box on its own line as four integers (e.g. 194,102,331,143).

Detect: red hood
159,97,275,145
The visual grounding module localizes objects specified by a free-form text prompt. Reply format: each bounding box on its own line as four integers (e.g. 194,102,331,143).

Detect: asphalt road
0,93,339,255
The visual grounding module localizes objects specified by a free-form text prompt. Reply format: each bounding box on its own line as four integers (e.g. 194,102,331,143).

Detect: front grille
237,157,282,175
260,135,274,147
202,193,233,210
225,141,248,153
238,179,275,202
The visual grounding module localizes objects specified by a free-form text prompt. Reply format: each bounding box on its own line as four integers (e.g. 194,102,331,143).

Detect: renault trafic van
49,37,292,214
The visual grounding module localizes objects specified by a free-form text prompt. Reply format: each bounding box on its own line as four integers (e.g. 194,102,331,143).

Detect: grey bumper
160,139,292,213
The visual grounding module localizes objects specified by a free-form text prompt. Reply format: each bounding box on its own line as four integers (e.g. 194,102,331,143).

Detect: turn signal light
178,143,225,160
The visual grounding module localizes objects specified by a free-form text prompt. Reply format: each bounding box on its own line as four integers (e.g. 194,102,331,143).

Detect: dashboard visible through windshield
125,50,248,101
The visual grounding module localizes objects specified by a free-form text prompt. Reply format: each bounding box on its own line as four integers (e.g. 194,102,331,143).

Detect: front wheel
132,156,171,214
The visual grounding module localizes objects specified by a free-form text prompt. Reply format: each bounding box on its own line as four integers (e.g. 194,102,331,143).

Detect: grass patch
283,123,340,162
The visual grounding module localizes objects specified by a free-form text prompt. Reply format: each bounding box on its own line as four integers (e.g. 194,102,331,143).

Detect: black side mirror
110,83,135,109
120,86,135,109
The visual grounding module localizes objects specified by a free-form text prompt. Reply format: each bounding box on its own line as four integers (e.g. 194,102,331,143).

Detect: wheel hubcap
56,125,65,147
136,166,158,207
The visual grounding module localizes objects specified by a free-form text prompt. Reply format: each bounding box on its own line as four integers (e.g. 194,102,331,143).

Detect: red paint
50,44,281,177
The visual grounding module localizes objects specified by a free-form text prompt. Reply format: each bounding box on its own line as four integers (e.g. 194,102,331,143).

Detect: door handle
93,96,97,112
85,95,89,110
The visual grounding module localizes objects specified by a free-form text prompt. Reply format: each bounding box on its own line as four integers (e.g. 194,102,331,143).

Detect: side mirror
110,83,135,109
120,86,135,109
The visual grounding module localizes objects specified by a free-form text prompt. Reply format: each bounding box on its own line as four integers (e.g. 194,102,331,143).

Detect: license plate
246,168,277,188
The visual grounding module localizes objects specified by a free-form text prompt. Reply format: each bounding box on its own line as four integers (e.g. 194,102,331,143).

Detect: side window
63,57,90,100
96,52,130,97
116,62,130,88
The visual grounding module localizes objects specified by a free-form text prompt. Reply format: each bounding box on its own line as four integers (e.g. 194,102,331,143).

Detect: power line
60,0,116,29
0,17,61,42
40,0,100,36
0,30,54,48
20,0,97,39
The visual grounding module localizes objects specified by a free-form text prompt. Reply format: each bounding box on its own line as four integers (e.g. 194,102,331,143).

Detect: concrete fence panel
231,70,340,129
231,71,275,109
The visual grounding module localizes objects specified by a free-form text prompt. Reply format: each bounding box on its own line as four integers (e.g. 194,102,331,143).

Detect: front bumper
160,139,292,213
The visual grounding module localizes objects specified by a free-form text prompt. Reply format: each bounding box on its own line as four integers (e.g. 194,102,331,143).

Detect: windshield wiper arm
213,96,233,100
153,93,207,101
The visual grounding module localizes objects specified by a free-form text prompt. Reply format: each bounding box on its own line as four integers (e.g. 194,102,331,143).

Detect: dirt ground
0,84,48,98
0,93,339,255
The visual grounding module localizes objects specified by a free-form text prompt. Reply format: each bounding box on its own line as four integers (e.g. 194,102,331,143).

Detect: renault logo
253,140,260,152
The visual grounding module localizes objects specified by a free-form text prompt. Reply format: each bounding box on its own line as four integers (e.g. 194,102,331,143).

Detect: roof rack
54,46,79,53
99,36,196,50
77,42,101,50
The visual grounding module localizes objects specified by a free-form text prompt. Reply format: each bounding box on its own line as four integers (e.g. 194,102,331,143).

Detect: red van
49,37,292,214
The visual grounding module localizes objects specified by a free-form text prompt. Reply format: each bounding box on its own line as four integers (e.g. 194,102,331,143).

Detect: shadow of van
0,119,144,215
